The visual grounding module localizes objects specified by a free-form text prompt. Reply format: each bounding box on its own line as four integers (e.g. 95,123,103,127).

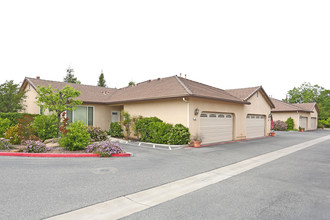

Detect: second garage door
246,115,265,139
200,112,233,144
300,117,307,129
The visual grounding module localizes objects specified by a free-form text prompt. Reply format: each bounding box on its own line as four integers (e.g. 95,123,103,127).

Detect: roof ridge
271,98,308,111
226,85,261,91
175,75,193,95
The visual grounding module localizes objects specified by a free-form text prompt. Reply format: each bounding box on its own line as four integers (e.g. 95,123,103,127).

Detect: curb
0,152,132,158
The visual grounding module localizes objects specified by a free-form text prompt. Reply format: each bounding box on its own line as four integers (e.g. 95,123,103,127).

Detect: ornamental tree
0,80,26,113
97,72,107,87
36,85,82,136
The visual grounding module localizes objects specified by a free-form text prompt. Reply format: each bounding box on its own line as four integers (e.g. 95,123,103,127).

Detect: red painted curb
111,153,131,157
0,152,100,157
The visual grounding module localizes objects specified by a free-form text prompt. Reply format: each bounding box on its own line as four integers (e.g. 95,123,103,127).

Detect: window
67,106,94,126
218,114,225,118
210,114,217,118
226,115,232,118
200,113,208,118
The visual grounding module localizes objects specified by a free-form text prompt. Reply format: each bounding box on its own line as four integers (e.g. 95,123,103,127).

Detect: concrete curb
0,152,132,158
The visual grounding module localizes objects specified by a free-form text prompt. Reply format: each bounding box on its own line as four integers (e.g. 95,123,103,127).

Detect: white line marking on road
47,135,330,220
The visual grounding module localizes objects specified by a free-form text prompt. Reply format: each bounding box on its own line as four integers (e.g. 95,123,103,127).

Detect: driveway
1,130,329,219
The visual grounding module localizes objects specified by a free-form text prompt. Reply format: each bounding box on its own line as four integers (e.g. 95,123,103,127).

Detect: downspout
183,98,190,128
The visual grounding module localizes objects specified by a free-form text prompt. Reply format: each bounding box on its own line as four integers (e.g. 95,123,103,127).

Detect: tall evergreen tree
0,80,26,113
63,67,81,84
97,71,107,87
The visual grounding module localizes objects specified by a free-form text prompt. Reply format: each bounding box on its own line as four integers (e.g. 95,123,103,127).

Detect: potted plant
299,126,305,132
192,135,202,148
269,131,276,136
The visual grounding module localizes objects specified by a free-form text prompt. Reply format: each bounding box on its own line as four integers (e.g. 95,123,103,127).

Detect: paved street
1,130,329,220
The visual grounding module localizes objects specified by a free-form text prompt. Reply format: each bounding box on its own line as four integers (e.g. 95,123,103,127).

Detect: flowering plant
0,138,12,150
87,126,107,142
86,140,123,157
22,140,50,153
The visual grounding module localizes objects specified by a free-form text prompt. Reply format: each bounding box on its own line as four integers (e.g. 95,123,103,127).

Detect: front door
111,111,120,123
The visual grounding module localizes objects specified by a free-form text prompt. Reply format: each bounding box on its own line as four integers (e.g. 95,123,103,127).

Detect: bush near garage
109,122,124,138
285,117,295,130
87,126,108,142
58,120,90,151
273,120,288,131
32,114,59,141
135,117,190,145
168,124,191,145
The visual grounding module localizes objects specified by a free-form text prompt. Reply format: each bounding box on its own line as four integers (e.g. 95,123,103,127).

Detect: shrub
121,111,131,138
87,126,108,142
285,117,295,130
148,121,173,144
135,117,163,142
58,121,90,151
273,120,288,131
86,140,124,157
109,122,124,138
0,138,12,150
0,118,11,137
4,125,20,145
32,114,59,141
22,140,50,153
168,124,190,145
17,115,40,142
0,112,38,127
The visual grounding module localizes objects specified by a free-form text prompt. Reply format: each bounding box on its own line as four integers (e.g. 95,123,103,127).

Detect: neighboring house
21,76,275,144
270,98,319,130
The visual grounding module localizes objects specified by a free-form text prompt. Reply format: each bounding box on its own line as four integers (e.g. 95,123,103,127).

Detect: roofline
271,110,312,113
248,86,275,108
106,94,250,105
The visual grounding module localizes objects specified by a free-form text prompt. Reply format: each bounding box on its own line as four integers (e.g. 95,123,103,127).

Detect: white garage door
200,112,233,144
311,117,317,130
300,117,307,129
246,115,265,139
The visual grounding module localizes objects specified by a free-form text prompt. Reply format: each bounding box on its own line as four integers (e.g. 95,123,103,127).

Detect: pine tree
97,71,107,87
63,67,81,84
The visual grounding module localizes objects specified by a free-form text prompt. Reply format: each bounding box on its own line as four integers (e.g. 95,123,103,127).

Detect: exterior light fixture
194,108,199,116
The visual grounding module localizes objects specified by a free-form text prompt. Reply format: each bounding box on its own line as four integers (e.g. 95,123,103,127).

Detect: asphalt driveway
0,130,329,219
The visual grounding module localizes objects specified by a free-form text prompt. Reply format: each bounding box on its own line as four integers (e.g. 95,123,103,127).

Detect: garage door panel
246,115,265,139
300,117,307,129
200,113,233,144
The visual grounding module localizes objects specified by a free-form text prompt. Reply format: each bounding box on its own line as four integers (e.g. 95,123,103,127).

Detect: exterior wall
188,97,245,140
123,98,188,127
272,112,300,130
21,84,40,114
272,108,318,130
243,92,272,136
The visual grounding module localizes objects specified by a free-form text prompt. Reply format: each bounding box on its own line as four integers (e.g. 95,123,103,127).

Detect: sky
0,0,329,99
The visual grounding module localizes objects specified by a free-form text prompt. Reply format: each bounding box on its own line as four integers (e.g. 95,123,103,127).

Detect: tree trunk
57,112,61,137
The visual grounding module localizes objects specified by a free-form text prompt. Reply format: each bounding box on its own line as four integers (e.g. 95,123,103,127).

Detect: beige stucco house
21,76,275,144
270,98,319,130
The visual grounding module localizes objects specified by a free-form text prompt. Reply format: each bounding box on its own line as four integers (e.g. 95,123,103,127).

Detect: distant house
270,98,319,130
21,76,275,144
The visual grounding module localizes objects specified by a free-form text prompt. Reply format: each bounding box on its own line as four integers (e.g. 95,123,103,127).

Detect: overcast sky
0,0,329,99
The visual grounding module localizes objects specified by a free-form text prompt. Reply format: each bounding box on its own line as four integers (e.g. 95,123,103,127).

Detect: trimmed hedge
109,122,124,138
0,112,38,127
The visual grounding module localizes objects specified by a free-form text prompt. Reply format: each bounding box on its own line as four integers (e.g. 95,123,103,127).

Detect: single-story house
270,98,319,130
21,75,275,144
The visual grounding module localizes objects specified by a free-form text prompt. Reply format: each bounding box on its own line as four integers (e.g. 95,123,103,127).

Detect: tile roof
24,77,117,104
23,76,248,104
270,98,316,113
226,86,275,108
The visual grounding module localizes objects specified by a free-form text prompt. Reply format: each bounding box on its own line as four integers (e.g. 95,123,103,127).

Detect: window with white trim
67,106,94,126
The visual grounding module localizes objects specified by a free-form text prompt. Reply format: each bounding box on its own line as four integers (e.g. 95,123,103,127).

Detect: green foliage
36,85,82,136
131,115,143,138
318,118,330,128
121,110,131,138
58,121,90,151
0,138,12,150
109,122,124,138
285,117,295,130
0,112,37,126
135,117,163,142
128,81,135,86
168,124,191,145
135,117,190,145
64,67,81,84
97,72,107,87
32,114,59,141
4,125,20,145
87,126,108,142
0,118,11,137
0,80,26,113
